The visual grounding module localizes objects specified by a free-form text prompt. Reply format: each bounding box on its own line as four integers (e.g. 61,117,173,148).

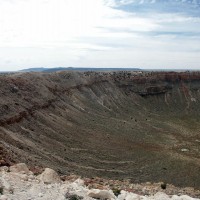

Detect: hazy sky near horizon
0,0,200,71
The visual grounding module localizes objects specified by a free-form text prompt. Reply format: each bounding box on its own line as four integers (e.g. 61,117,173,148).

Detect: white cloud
0,0,199,70
118,0,135,5
0,0,160,50
0,0,107,47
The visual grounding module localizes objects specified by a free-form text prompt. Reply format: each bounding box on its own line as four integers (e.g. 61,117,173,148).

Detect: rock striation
0,71,200,188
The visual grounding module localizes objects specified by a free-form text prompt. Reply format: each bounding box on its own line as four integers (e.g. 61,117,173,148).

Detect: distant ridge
20,67,141,72
20,67,49,72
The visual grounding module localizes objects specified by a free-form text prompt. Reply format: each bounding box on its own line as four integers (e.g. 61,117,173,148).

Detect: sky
0,0,200,71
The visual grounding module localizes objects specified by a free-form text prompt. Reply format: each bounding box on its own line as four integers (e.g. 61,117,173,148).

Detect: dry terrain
0,71,200,189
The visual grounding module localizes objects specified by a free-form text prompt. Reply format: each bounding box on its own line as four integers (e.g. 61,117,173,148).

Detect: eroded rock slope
0,71,200,188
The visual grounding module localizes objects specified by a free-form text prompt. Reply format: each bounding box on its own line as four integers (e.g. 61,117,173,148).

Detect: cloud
0,0,110,47
0,0,199,70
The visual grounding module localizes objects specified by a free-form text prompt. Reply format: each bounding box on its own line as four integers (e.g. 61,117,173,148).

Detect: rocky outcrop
137,85,171,96
113,71,200,97
0,71,199,126
0,164,200,200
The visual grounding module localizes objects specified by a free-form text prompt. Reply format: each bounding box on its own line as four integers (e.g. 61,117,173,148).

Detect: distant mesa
19,67,141,72
20,67,48,72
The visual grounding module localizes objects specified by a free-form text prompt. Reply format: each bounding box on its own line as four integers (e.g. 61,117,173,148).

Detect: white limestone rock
38,192,43,197
9,163,29,175
0,177,13,194
0,195,8,200
151,192,170,200
171,195,199,200
0,167,9,172
118,190,145,200
73,179,85,187
38,168,61,184
9,173,28,181
87,189,115,200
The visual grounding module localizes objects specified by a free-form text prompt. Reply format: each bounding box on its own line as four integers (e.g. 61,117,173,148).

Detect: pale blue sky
0,0,200,71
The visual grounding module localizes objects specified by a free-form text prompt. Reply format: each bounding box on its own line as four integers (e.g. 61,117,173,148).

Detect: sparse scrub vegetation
112,188,121,196
0,187,4,195
161,182,167,190
65,193,83,200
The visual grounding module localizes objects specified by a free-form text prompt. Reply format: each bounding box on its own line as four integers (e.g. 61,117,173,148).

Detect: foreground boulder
38,168,61,184
87,189,115,200
118,190,146,200
9,163,29,174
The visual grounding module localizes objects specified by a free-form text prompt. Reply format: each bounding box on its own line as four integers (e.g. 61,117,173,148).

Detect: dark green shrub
0,187,3,195
65,193,83,200
112,188,121,196
161,182,167,190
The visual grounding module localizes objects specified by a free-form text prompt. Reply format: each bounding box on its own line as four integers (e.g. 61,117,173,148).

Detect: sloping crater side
0,71,200,188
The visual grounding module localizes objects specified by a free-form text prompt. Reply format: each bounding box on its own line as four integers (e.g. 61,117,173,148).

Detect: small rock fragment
0,167,8,172
118,190,142,200
38,193,43,197
87,189,115,200
0,195,8,200
181,149,189,152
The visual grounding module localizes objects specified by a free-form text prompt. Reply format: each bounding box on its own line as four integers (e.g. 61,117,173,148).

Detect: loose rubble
0,163,199,200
